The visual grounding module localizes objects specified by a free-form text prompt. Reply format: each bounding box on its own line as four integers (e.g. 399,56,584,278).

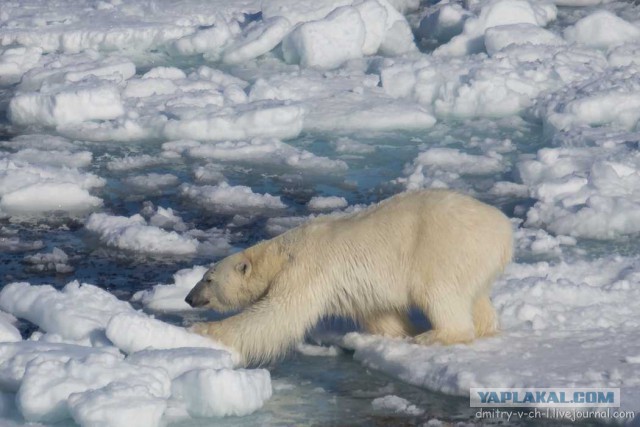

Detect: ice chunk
411,149,505,174
261,0,353,25
23,247,74,274
371,395,424,416
564,10,640,50
0,281,134,343
123,78,179,98
68,383,167,427
418,3,469,44
105,312,238,363
375,0,416,56
17,358,170,423
609,43,640,68
514,225,576,257
0,313,20,344
126,347,234,379
0,7,197,55
0,237,44,253
171,368,272,417
186,139,347,173
282,7,365,70
0,154,104,218
131,266,208,311
223,17,293,64
553,90,640,131
307,196,348,211
553,0,607,4
10,148,92,168
85,213,200,256
484,23,565,55
296,343,343,356
518,146,640,239
9,82,124,127
0,182,102,216
0,47,42,86
355,0,388,55
435,0,557,56
379,40,610,120
248,69,434,132
123,173,180,194
18,53,135,92
0,342,123,392
262,0,414,60
172,21,237,60
305,97,436,132
180,182,286,215
399,148,505,190
142,67,187,80
331,137,375,154
534,62,637,131
164,104,304,141
147,207,187,232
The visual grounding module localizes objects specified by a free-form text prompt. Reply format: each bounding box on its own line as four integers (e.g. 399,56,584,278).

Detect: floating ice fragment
171,368,272,418
85,213,200,256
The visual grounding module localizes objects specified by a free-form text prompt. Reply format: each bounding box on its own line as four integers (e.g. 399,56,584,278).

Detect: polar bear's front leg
190,277,326,365
189,321,230,338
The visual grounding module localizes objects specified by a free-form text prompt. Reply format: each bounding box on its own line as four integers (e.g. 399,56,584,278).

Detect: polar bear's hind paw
413,329,475,346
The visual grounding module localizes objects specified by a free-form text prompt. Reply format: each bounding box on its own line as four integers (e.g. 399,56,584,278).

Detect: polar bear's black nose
185,288,207,308
185,293,195,307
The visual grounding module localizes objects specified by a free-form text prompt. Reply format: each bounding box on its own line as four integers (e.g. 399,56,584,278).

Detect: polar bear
186,189,513,365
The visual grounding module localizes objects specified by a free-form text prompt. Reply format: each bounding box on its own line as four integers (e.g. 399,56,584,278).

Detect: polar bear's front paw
413,329,475,346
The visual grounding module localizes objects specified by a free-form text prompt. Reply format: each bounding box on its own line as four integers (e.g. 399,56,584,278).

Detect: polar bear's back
323,189,511,241
291,189,512,309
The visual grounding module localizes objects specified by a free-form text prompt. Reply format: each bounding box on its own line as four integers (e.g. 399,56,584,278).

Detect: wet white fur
190,189,513,366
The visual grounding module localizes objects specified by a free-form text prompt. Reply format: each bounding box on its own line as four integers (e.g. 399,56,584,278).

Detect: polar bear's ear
235,260,251,276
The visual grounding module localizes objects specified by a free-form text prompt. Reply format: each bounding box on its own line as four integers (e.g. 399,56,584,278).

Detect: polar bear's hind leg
364,311,416,338
413,289,475,346
472,295,499,337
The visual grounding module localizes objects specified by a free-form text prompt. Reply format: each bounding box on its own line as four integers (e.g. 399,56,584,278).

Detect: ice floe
0,281,270,425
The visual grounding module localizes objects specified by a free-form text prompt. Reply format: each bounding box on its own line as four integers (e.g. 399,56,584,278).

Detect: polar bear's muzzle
185,281,211,308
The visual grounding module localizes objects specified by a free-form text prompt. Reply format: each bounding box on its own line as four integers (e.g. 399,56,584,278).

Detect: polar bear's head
185,252,267,312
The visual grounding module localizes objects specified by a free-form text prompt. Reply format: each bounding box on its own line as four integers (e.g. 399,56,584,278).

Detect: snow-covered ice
307,196,349,211
105,312,236,357
296,342,343,357
85,213,200,256
433,0,557,56
171,368,272,417
126,348,234,379
0,281,134,344
371,395,424,416
23,248,74,274
132,266,209,311
17,358,171,422
2,0,640,425
180,182,287,215
0,281,269,426
178,138,348,173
